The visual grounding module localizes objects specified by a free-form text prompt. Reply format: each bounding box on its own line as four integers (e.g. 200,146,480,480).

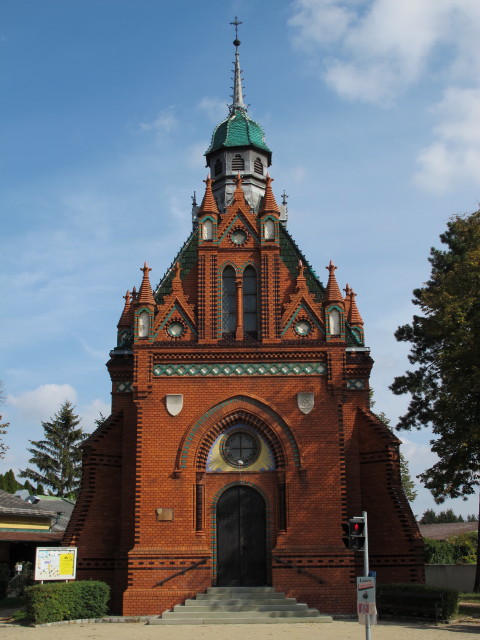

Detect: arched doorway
216,485,267,586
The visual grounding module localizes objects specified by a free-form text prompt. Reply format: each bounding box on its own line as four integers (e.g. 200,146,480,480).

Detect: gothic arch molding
174,394,303,472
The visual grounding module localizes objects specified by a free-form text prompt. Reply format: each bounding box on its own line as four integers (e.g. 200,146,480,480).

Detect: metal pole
363,511,371,640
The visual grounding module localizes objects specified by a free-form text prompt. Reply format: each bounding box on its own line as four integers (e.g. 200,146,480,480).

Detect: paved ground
0,615,479,639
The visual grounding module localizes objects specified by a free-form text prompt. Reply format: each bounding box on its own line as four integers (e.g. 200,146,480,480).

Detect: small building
0,489,73,571
64,28,424,616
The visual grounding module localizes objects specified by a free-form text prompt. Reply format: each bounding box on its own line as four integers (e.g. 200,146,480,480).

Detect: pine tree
390,209,480,590
19,401,86,498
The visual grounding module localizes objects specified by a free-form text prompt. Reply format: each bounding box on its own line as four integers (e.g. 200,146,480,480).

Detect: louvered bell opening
214,158,223,176
232,154,245,171
254,157,263,175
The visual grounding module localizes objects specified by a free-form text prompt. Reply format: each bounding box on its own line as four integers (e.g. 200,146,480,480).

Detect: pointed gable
152,262,196,340
281,260,325,339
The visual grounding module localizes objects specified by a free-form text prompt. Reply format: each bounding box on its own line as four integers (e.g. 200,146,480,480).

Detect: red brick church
64,26,423,616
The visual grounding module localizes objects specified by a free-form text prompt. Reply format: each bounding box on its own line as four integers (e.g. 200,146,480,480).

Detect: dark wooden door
217,485,266,586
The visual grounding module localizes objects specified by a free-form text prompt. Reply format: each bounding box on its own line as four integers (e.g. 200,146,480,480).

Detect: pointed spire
347,288,364,326
259,174,280,216
117,290,132,328
137,262,155,306
131,286,138,303
324,260,343,303
231,172,248,207
230,16,247,114
343,284,352,317
171,262,183,294
295,260,308,292
198,175,219,215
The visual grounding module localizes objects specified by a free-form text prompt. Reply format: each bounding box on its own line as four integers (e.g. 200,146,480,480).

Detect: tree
0,469,22,494
370,395,418,502
0,383,9,460
19,401,86,498
390,209,480,590
420,508,465,524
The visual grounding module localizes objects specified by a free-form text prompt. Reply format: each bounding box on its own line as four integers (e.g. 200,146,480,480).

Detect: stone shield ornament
166,394,183,416
297,392,314,415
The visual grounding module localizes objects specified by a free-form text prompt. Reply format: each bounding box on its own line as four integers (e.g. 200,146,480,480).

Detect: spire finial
229,16,246,114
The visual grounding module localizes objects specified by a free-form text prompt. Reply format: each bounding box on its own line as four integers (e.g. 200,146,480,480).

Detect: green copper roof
205,109,271,157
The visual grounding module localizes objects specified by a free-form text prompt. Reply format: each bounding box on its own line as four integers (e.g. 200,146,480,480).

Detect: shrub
25,580,110,624
377,583,459,622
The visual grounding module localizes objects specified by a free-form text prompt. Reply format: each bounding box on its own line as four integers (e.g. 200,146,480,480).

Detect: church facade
63,31,424,616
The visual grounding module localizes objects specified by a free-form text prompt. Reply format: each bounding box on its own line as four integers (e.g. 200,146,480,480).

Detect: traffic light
349,518,366,550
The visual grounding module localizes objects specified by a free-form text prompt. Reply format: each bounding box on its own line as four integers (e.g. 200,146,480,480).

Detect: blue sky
1,0,479,518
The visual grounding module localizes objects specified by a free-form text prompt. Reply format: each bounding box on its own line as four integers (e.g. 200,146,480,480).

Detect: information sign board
35,547,77,581
357,576,377,624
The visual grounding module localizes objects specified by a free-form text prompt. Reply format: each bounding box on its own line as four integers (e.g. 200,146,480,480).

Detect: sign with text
35,547,77,581
357,576,377,624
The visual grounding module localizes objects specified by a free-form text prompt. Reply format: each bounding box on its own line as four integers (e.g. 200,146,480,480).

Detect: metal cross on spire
230,16,242,44
229,17,246,113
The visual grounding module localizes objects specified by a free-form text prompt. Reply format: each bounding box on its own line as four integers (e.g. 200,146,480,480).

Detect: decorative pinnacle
230,16,247,114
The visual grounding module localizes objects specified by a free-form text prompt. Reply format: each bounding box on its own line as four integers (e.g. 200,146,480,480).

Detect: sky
1,0,479,519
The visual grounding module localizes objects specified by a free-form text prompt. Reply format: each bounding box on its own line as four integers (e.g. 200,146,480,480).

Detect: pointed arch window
138,311,150,338
264,219,275,240
222,266,237,334
202,218,213,240
254,157,264,175
214,158,223,176
232,154,245,172
243,266,257,335
329,308,341,336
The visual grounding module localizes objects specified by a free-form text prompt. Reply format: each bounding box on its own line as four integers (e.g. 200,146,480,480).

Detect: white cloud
288,0,480,189
7,384,78,424
79,398,111,434
186,141,209,170
198,97,228,123
414,87,480,192
139,107,178,135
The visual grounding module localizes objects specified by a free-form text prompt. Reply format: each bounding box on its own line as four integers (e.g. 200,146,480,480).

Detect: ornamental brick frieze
153,361,326,377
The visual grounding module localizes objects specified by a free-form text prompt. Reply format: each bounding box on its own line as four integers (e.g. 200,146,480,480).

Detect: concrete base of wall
425,565,476,592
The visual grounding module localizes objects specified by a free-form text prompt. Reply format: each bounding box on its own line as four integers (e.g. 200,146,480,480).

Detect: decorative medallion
230,229,247,245
165,394,183,416
166,321,184,338
297,392,314,415
294,320,312,336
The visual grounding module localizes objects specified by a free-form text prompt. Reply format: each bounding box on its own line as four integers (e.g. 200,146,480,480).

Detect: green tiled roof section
279,225,325,303
346,324,363,346
206,111,271,155
154,230,198,304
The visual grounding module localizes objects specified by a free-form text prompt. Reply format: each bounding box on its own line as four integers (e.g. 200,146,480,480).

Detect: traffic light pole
363,511,372,640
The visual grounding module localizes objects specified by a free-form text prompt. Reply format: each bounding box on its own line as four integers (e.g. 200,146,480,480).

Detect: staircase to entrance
149,586,333,624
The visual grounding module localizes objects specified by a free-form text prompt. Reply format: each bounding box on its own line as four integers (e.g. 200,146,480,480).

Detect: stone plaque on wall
166,394,183,416
297,392,314,415
156,508,174,521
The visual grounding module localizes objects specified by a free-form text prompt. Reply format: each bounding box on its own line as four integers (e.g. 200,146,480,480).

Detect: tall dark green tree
19,401,86,498
390,209,480,591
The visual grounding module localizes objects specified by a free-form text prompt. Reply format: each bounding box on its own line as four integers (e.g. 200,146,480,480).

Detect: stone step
174,603,308,612
196,592,287,600
206,586,277,594
150,616,333,625
153,585,333,625
162,609,324,619
186,597,298,606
